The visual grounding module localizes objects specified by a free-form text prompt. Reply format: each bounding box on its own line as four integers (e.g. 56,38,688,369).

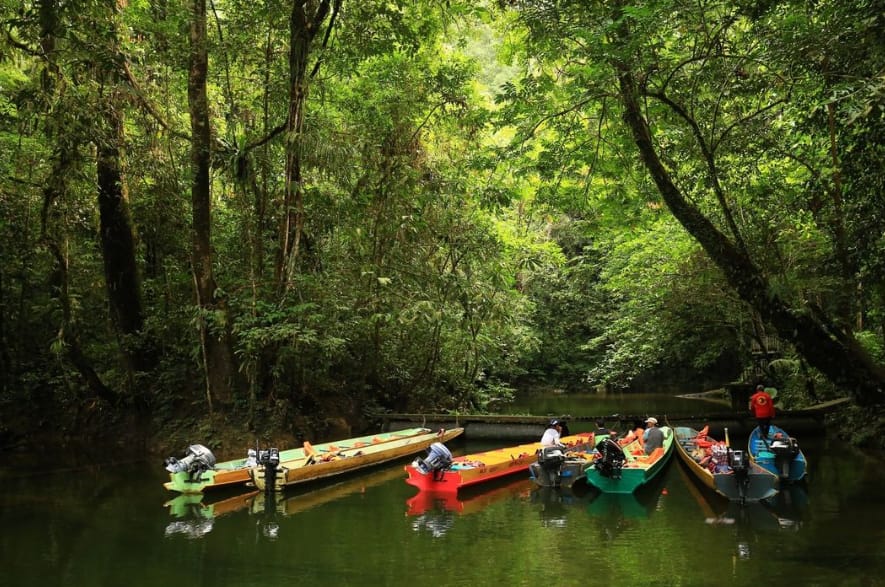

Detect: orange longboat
404,432,595,494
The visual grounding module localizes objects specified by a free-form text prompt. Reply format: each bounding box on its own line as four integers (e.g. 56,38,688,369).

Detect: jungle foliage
1,0,883,450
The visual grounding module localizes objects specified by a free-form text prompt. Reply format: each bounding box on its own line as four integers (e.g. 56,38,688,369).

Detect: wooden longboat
164,427,448,494
748,424,808,483
250,428,464,492
673,426,779,504
584,426,675,494
404,433,595,494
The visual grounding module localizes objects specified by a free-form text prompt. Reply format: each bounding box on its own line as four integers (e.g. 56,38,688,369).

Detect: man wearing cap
540,419,563,447
642,417,664,455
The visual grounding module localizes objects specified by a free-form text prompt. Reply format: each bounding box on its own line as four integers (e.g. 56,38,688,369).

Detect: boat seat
635,447,664,464
646,447,664,462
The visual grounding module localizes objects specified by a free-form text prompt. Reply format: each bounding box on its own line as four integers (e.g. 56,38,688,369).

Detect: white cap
645,417,658,425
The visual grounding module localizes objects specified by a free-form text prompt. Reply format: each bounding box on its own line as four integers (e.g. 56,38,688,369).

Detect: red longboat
404,433,595,494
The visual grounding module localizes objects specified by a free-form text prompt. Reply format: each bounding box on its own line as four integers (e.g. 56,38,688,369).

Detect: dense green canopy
0,0,882,448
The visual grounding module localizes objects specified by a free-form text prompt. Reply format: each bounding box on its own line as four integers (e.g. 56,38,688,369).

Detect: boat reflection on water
163,490,259,538
691,476,807,532
256,462,408,516
585,464,668,519
574,474,668,542
586,490,655,519
406,477,535,537
530,485,589,528
764,483,808,531
250,462,411,539
678,462,809,561
164,463,408,539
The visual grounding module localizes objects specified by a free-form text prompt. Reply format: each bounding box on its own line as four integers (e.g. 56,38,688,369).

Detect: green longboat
584,426,675,494
163,427,447,494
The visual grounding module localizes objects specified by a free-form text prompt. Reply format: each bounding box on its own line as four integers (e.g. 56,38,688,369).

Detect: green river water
1,393,884,587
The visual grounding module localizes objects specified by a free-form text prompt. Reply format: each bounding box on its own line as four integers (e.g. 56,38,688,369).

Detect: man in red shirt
749,384,776,437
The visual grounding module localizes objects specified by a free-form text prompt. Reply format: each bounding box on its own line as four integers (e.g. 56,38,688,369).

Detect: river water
1,393,884,587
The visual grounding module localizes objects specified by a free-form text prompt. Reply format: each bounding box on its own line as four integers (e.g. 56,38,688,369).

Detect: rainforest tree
498,0,885,404
0,0,883,452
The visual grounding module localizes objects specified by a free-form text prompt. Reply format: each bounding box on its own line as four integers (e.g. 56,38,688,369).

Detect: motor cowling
537,446,566,470
595,438,625,479
728,448,749,481
258,447,281,493
413,443,453,480
164,444,217,475
770,436,800,479
770,437,800,458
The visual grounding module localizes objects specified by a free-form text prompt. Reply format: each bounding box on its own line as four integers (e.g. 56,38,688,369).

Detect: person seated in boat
540,419,563,447
749,384,776,438
642,417,664,455
594,419,613,437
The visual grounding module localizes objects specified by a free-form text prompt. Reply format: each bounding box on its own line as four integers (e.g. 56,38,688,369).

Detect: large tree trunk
278,0,332,293
615,66,885,406
95,11,151,376
97,129,149,373
36,0,118,405
189,0,234,408
43,150,119,405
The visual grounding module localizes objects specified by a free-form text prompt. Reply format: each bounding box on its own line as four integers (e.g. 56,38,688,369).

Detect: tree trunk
278,0,332,293
0,268,9,394
97,133,149,372
189,0,234,407
43,151,119,405
95,31,152,376
615,66,885,406
35,0,118,405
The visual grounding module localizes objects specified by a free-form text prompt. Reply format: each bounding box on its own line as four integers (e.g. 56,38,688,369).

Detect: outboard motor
537,445,566,469
164,444,217,482
258,448,281,493
770,435,800,479
727,448,750,503
412,442,453,481
536,445,567,486
727,449,747,474
595,437,625,479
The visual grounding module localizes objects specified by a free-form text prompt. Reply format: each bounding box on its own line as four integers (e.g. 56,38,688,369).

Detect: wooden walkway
378,398,850,440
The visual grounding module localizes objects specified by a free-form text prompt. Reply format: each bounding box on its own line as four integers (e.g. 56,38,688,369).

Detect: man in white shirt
643,417,664,455
540,419,563,446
